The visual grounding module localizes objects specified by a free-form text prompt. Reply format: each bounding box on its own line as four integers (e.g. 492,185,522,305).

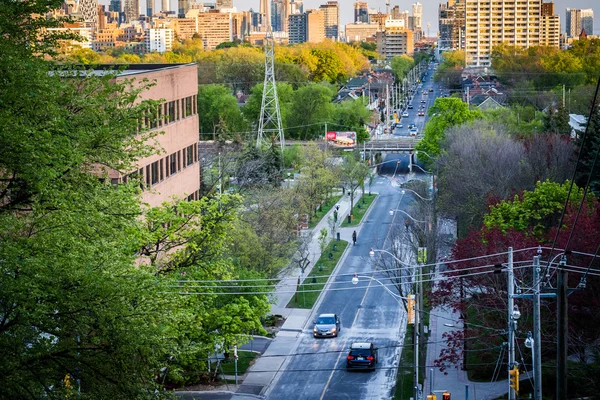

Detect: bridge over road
362,137,421,153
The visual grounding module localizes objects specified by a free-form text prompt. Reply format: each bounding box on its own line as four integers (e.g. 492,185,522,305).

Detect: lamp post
389,209,427,225
401,189,433,202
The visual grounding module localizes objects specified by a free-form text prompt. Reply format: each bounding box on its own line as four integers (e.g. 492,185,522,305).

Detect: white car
409,128,419,136
402,111,409,118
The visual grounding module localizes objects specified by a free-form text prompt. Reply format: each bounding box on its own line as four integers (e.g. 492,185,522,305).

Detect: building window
194,143,198,162
165,156,170,177
146,165,151,187
160,158,164,181
186,144,194,166
151,161,159,185
185,96,193,117
167,101,175,123
177,150,181,171
170,153,177,175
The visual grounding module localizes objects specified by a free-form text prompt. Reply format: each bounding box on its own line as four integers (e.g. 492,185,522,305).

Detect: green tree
339,153,370,214
415,97,482,164
243,82,294,130
287,83,336,139
391,55,414,81
294,145,337,221
575,104,600,194
331,97,373,140
434,50,465,89
197,84,248,140
543,106,571,135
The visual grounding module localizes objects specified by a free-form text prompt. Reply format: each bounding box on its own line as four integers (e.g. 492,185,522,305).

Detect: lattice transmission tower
257,30,285,151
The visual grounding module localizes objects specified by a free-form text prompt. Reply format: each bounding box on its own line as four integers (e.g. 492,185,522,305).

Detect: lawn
341,193,378,227
286,240,349,309
393,325,428,399
308,195,343,229
218,350,258,375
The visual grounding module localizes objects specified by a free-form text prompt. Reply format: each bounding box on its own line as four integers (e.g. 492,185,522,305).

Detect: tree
544,106,572,135
434,50,465,89
0,1,176,395
339,153,370,215
575,102,600,195
415,97,482,164
242,82,294,130
391,55,414,81
197,84,248,140
331,97,373,140
287,83,336,140
294,145,337,222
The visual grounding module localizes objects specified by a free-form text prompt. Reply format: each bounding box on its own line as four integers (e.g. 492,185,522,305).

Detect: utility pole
257,29,284,151
386,83,390,136
533,256,542,400
414,292,420,400
557,255,568,400
562,84,566,108
507,247,516,400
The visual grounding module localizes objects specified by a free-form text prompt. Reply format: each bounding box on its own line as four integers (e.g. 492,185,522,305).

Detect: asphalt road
264,63,441,400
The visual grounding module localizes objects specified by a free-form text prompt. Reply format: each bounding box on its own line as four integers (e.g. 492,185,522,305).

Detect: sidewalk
423,219,508,400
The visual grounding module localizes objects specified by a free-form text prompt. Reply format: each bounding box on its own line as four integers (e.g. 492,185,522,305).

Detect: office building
146,0,153,16
411,2,422,31
161,0,169,13
354,2,369,23
94,64,201,208
288,12,307,43
124,0,139,22
290,0,303,15
319,1,339,40
581,9,594,36
78,0,98,29
566,8,581,37
178,0,190,17
260,0,271,31
144,27,174,52
306,9,325,42
232,11,253,40
109,0,121,13
197,10,232,49
465,0,559,67
377,26,414,58
345,22,379,42
271,0,291,32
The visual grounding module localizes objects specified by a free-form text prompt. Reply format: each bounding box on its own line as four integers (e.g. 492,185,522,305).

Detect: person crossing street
352,230,357,246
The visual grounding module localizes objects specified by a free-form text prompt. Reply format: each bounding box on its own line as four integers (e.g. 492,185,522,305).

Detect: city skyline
99,0,600,35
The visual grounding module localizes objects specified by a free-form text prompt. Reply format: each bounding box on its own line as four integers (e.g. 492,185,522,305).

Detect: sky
232,0,600,36
102,0,600,36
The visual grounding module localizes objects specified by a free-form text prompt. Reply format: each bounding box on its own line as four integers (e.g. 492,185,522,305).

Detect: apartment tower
354,2,369,23
319,1,340,40
465,0,559,67
124,0,139,22
260,0,271,31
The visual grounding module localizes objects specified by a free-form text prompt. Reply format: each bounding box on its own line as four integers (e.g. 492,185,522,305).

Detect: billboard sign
327,131,356,148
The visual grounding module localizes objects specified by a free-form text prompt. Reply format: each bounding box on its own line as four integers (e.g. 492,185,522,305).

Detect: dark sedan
346,342,378,371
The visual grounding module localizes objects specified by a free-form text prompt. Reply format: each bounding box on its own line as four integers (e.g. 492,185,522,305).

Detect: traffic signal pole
557,256,568,400
507,248,516,400
533,256,542,400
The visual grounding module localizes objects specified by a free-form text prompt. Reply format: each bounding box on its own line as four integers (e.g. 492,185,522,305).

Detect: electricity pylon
257,30,284,152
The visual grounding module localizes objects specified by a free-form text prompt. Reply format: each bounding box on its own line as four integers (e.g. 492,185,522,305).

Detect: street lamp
351,273,406,304
389,209,427,224
402,189,433,202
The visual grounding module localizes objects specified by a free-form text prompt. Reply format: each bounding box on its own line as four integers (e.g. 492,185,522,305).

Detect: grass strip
341,193,377,227
218,351,258,375
308,195,343,229
286,240,349,309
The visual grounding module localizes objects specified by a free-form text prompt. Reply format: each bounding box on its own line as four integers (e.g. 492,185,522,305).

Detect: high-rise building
377,26,414,58
144,28,173,52
197,10,233,49
260,0,271,31
306,9,324,42
124,0,139,22
540,3,560,46
411,2,422,31
345,22,379,42
178,0,190,18
319,1,339,40
79,0,99,28
271,0,290,32
581,9,594,36
438,0,464,50
146,0,153,16
354,2,369,23
465,0,559,66
290,0,303,15
109,0,121,13
288,12,307,43
161,0,169,13
566,8,581,37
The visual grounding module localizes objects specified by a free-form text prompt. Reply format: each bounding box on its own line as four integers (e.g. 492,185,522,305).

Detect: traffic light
427,394,436,400
509,366,519,394
442,392,451,400
407,294,415,324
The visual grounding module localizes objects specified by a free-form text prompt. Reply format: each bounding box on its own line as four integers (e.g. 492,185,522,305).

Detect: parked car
313,313,341,338
346,342,378,371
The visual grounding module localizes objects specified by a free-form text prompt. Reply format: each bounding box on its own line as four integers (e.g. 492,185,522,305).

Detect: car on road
409,127,419,136
346,342,378,371
429,88,434,92
422,90,427,95
313,313,341,338
407,104,413,109
408,123,416,129
421,100,426,104
418,110,425,116
402,111,409,118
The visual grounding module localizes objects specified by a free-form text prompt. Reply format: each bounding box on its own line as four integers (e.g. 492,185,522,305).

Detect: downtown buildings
566,8,594,37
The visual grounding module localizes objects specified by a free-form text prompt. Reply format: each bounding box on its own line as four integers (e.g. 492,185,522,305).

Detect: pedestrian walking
336,204,340,211
352,230,357,246
333,210,338,223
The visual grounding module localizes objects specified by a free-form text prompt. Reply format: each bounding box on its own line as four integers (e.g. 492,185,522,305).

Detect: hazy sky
232,0,600,35
105,0,600,35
